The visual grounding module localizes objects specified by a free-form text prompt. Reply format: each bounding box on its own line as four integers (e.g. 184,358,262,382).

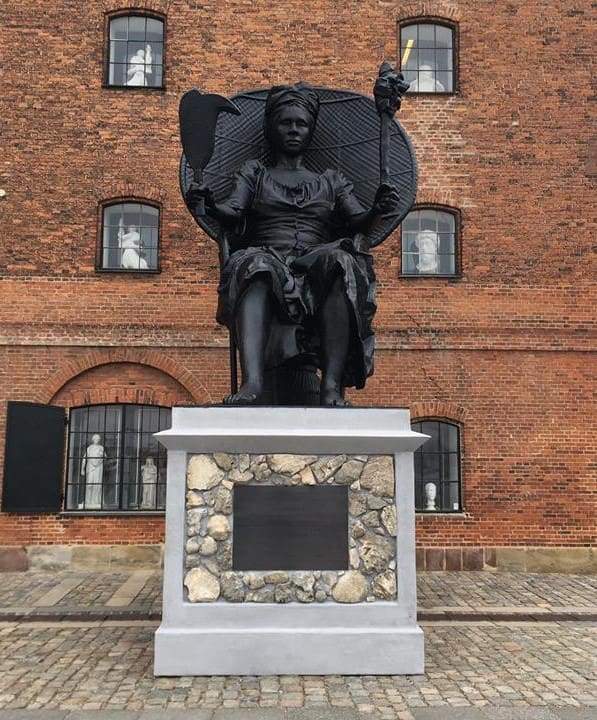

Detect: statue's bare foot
320,383,350,407
223,382,263,405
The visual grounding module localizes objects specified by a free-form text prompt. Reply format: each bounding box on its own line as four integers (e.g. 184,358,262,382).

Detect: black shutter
2,401,66,513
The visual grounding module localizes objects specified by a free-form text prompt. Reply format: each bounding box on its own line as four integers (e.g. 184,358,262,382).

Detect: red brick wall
0,1,594,548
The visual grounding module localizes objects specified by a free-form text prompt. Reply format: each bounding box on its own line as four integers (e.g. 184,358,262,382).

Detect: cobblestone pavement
418,573,597,610
0,571,595,621
0,620,595,719
0,571,595,718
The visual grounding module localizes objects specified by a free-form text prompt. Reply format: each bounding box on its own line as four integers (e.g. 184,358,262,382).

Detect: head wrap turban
264,83,320,134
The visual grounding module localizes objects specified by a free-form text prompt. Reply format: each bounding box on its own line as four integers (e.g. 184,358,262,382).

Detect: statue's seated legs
224,248,355,406
223,277,271,405
317,273,351,407
302,247,358,407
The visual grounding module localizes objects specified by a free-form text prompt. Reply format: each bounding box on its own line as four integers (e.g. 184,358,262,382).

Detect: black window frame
399,19,458,96
104,10,166,91
64,403,171,513
413,419,462,513
97,199,162,273
400,204,461,278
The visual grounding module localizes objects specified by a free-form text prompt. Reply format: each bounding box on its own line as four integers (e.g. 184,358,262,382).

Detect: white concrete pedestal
154,406,427,676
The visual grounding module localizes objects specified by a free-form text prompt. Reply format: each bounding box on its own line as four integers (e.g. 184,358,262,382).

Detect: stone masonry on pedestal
183,453,397,604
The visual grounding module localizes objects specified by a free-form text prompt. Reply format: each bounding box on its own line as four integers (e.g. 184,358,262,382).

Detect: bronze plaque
233,485,349,571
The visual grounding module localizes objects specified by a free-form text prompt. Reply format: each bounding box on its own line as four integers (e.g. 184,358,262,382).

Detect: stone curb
419,610,597,621
0,708,595,719
0,608,595,623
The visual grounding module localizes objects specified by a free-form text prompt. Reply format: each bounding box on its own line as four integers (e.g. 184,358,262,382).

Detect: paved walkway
0,571,595,719
0,570,595,622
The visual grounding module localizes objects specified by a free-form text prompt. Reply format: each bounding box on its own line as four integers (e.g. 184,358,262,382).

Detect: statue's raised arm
179,67,417,406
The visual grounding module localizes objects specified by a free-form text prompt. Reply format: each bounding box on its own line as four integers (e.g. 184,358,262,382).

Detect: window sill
102,84,166,92
61,510,165,517
400,273,461,280
95,267,161,274
416,511,467,517
406,91,458,98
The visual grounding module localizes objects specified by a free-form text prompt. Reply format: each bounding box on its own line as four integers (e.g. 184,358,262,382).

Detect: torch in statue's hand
374,61,410,117
374,61,410,185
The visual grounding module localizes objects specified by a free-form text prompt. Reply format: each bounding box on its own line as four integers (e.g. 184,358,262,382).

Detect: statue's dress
217,160,377,389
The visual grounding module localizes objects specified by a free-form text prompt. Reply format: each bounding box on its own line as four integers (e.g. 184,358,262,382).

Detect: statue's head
264,83,320,154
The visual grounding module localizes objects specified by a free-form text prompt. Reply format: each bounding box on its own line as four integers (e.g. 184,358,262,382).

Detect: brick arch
93,185,166,206
42,349,211,405
395,3,462,22
47,363,200,408
410,400,468,422
49,362,196,408
102,2,170,17
412,189,460,209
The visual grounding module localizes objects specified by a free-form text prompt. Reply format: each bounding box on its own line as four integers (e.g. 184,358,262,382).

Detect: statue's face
269,105,313,155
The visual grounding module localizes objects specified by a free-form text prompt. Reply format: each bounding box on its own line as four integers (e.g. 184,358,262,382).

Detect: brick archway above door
43,350,210,406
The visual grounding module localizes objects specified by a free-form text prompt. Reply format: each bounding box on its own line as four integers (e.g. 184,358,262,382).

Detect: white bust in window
410,64,445,93
415,228,440,273
118,222,149,270
81,434,106,510
126,44,153,86
424,482,437,511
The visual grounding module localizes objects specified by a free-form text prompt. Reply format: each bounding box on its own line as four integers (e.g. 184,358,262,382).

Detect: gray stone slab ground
0,571,596,621
417,573,597,610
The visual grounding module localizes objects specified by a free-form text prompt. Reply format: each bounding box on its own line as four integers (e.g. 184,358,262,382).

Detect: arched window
106,13,165,88
401,207,459,276
412,420,461,512
400,21,456,94
99,201,160,271
66,404,171,511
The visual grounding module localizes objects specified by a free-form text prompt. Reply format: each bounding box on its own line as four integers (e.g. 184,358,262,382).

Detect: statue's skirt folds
217,238,376,389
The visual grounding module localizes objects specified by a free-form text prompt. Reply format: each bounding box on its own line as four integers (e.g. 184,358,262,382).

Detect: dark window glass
413,420,461,512
400,23,455,93
66,404,170,511
107,15,164,88
401,208,457,276
101,202,159,271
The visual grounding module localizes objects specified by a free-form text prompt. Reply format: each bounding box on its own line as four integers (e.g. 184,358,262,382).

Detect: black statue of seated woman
186,83,400,406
